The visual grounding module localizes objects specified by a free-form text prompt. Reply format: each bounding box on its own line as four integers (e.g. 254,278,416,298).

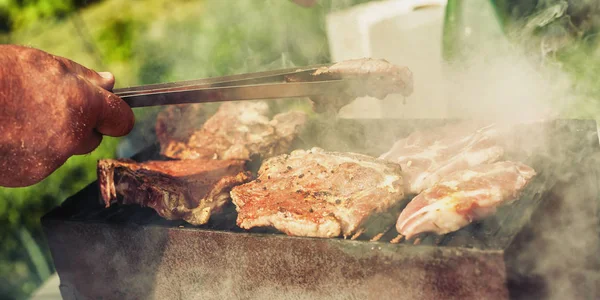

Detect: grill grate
49,119,594,250
58,186,545,249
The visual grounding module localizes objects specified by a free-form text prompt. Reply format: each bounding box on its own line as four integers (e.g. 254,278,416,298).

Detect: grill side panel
42,220,508,300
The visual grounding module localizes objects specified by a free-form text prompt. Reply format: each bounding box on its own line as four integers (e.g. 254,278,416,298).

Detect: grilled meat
159,101,307,160
98,159,251,225
379,121,504,194
230,147,404,238
312,58,414,97
306,58,414,113
155,104,208,159
396,161,536,239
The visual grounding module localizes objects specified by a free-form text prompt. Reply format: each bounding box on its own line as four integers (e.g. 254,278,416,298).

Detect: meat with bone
230,147,404,238
301,58,414,113
396,161,536,239
379,121,504,194
98,159,251,225
158,101,307,161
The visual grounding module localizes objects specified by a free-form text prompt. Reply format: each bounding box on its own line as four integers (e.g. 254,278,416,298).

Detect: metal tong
112,62,409,108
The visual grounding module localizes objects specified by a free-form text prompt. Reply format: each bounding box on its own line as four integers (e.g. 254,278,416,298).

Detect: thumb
92,86,135,137
95,72,116,91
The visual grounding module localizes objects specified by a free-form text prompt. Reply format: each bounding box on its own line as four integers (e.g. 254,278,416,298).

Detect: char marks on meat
230,147,405,238
98,159,251,225
159,101,307,160
379,121,504,194
396,161,536,239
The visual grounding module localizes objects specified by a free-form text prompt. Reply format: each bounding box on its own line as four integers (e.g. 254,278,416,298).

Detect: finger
96,72,116,91
55,56,115,91
72,130,103,155
93,87,135,137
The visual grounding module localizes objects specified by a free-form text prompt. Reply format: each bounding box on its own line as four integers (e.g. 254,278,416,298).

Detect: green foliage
131,0,374,83
0,0,375,299
448,0,600,119
0,138,119,299
96,16,141,62
555,40,600,118
1,1,599,300
0,0,102,32
2,0,74,30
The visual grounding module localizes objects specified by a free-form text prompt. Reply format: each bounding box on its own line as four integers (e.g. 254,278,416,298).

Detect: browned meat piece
160,101,307,160
98,159,251,225
397,161,536,239
312,58,414,97
155,104,208,157
379,121,504,194
306,58,414,113
230,147,405,238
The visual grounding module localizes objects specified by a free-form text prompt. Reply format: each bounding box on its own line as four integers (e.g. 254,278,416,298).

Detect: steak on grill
396,161,536,239
98,159,251,225
158,101,307,161
230,147,405,238
379,121,504,194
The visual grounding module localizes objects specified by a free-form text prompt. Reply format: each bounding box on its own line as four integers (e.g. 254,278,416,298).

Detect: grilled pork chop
160,101,307,161
230,147,404,238
396,161,536,239
98,159,251,225
379,121,504,194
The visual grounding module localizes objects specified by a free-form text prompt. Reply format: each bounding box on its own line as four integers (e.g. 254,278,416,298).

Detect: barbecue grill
41,118,600,300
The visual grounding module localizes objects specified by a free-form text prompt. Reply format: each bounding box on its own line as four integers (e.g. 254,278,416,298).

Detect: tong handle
120,79,361,108
113,64,331,97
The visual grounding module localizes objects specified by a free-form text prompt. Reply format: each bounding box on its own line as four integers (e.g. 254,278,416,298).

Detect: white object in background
326,0,448,119
29,273,61,300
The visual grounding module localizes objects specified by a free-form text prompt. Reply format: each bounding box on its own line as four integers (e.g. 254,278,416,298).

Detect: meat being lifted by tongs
113,58,414,113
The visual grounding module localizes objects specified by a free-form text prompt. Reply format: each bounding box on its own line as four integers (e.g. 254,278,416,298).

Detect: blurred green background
0,0,599,299
0,0,373,299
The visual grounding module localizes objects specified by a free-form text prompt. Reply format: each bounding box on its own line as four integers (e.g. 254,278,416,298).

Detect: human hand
0,45,134,187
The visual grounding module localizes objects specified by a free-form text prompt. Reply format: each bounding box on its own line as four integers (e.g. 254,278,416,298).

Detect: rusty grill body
42,119,600,300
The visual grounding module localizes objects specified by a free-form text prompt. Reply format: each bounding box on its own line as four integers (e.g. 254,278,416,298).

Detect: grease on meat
396,161,536,239
230,147,405,238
